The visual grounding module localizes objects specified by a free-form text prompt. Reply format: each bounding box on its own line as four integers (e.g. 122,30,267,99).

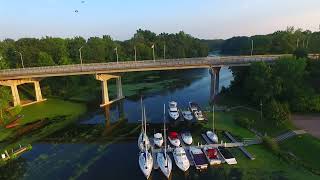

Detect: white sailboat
157,104,172,179
138,99,150,151
206,105,218,143
139,111,153,179
173,147,190,172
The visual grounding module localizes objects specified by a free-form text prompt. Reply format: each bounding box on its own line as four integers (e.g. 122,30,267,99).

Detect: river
6,67,236,180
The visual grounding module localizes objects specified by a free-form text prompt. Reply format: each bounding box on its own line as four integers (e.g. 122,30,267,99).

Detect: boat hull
139,152,153,179
173,148,190,172
168,137,180,147
138,133,151,151
157,153,172,179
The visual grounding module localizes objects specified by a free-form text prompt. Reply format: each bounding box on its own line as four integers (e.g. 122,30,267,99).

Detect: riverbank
0,99,87,162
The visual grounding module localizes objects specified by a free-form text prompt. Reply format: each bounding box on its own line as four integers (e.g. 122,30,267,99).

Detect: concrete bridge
0,55,287,107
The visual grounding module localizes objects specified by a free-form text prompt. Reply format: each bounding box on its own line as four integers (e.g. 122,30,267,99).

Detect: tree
264,99,290,127
37,52,55,66
244,62,273,103
293,48,308,59
0,87,11,124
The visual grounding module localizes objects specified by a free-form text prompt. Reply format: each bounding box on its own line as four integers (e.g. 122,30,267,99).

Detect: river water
8,68,235,180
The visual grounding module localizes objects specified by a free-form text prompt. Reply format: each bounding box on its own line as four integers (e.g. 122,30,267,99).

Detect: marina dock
224,131,255,160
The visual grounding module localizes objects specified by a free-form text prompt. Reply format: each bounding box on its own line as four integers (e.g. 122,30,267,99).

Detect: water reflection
3,68,235,180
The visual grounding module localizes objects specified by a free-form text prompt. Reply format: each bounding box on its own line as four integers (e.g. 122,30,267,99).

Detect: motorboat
138,103,150,151
181,132,193,145
157,104,172,179
173,147,190,172
182,110,193,121
168,101,180,120
206,105,218,143
189,102,206,121
153,133,163,148
168,131,180,147
189,147,208,170
203,146,221,165
139,151,153,179
218,147,237,165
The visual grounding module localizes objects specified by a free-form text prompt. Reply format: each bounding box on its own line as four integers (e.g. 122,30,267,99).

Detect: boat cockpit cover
207,148,218,159
169,132,178,139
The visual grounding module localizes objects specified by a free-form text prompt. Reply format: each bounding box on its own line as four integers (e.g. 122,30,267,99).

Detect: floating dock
224,131,255,160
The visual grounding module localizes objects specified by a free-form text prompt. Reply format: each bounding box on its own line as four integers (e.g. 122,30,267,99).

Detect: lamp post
14,51,24,68
151,44,155,62
260,100,263,122
79,46,84,65
114,47,119,63
251,39,254,56
163,44,166,59
134,45,137,62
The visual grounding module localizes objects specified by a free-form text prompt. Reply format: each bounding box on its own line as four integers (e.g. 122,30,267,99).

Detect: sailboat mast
141,97,144,133
212,104,215,132
163,104,167,156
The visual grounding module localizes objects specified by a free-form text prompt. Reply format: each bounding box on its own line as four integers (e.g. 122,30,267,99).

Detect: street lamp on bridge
79,46,84,65
134,45,137,62
114,47,119,63
14,50,24,69
151,44,155,62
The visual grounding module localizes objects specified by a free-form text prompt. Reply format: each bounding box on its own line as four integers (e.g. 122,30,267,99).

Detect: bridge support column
0,78,46,107
210,66,221,102
10,84,21,106
95,74,125,107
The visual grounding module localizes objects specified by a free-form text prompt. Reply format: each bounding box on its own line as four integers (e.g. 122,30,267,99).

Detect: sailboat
206,105,218,143
138,98,150,151
157,104,172,179
139,107,153,179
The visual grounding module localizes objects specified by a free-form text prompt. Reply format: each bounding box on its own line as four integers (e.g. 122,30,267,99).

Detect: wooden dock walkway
224,132,255,160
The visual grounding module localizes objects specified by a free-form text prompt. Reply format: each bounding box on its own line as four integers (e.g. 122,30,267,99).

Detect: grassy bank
203,111,319,179
0,99,87,156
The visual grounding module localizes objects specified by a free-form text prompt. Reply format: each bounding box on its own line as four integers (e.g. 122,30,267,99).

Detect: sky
0,0,320,40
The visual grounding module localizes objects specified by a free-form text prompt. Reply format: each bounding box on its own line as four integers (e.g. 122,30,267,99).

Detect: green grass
0,99,87,154
20,99,86,124
280,134,320,171
204,110,319,179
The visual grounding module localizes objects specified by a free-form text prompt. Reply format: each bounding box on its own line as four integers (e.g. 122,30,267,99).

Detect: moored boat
218,147,237,165
203,146,221,165
168,131,181,147
139,151,153,179
182,110,193,121
188,102,206,121
181,131,193,145
189,147,208,170
206,105,218,143
157,104,172,179
153,133,163,148
168,101,180,120
138,106,150,151
173,147,190,172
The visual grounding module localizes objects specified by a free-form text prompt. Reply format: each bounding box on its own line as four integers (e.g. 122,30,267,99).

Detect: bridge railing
0,55,289,79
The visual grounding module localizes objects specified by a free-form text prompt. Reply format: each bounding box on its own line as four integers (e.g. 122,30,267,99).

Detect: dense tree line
0,29,208,69
229,56,320,127
203,27,320,55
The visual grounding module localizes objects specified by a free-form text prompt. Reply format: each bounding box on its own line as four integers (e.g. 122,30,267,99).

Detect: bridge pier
0,78,46,107
210,66,221,102
95,74,125,107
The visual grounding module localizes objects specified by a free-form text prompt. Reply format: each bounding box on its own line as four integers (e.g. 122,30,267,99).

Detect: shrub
234,117,253,128
262,136,280,154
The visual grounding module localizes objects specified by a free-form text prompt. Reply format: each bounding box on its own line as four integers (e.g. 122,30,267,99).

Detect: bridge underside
95,74,124,107
0,78,46,107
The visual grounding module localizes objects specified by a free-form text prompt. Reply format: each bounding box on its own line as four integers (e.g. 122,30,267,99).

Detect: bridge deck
0,55,287,80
